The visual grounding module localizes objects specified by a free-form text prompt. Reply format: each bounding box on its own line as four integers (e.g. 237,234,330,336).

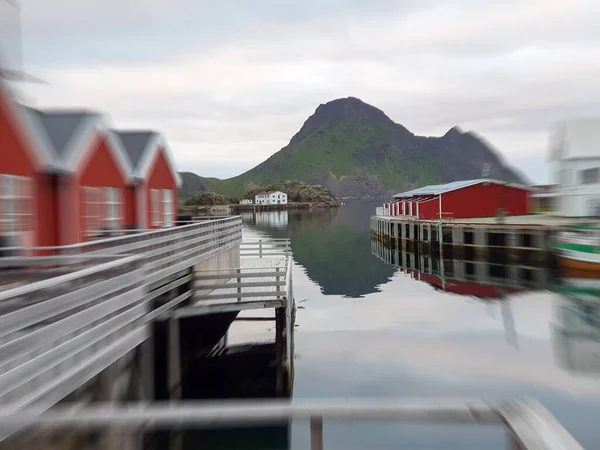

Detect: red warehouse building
115,131,182,229
387,179,532,219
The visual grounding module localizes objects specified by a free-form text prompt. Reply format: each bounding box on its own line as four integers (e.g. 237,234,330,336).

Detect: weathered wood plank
197,281,286,290
196,290,284,301
195,272,282,281
174,299,284,318
241,258,287,269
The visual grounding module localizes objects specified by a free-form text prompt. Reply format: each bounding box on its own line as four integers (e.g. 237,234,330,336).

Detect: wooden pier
160,240,295,399
0,219,296,448
370,214,565,269
371,238,550,291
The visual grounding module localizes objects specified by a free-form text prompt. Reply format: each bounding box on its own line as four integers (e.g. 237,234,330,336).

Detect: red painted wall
0,88,38,176
414,197,439,219
145,148,178,229
440,183,530,219
125,185,137,228
35,174,60,249
75,134,129,243
0,85,47,248
396,183,531,220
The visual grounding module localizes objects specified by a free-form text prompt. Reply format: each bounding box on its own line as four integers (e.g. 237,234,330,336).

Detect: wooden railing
240,238,291,258
0,398,583,449
1,217,242,285
0,255,146,415
187,254,293,315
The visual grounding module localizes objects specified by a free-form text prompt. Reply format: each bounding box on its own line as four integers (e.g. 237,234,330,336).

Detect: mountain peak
313,97,395,126
444,126,465,137
289,97,396,145
188,98,528,198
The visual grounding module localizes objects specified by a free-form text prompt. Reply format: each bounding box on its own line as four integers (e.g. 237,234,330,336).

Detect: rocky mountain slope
179,97,527,198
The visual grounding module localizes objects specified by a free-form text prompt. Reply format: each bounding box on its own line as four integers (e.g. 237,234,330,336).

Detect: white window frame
151,189,161,226
0,174,33,235
162,189,174,227
83,186,102,235
104,187,122,230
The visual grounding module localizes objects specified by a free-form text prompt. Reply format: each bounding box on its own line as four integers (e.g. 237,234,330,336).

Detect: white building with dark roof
255,191,288,205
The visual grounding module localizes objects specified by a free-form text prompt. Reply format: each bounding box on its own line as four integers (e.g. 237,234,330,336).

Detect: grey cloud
17,0,600,183
21,0,439,66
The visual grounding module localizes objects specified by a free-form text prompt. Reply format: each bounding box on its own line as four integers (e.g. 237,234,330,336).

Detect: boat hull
556,248,600,277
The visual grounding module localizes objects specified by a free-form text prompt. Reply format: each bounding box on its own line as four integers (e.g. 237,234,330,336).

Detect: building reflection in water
371,238,549,295
551,278,600,374
370,238,553,349
372,238,600,376
241,210,289,228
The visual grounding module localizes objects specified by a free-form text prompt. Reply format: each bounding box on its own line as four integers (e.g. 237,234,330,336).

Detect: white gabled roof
115,130,182,187
393,179,531,199
30,109,133,181
549,118,600,162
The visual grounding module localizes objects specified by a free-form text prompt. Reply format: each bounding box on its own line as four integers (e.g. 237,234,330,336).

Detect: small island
180,180,340,215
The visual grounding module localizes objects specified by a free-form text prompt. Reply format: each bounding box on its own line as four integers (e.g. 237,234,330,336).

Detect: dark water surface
227,201,600,449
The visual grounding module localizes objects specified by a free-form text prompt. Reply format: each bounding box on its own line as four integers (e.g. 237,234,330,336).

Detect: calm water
228,201,600,450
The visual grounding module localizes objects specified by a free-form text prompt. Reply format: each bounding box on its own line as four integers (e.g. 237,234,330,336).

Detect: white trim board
69,117,133,183
136,133,182,187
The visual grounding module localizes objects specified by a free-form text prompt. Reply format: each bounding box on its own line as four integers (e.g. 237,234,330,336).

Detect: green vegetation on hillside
178,97,528,199
211,120,441,196
183,180,339,206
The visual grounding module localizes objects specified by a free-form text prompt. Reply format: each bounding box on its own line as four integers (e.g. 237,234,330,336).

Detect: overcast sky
4,0,600,183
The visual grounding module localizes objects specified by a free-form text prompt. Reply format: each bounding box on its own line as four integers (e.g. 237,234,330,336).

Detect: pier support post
311,417,324,450
168,318,182,400
94,363,116,403
93,363,126,450
140,331,155,402
275,307,286,396
122,334,155,450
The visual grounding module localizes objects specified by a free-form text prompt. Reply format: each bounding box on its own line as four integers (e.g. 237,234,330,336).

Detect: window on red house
0,174,33,234
162,189,173,227
83,187,102,234
151,189,161,226
104,187,122,230
83,186,122,234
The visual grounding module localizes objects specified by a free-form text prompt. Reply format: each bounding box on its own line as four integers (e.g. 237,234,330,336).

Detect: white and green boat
552,277,600,299
551,225,600,274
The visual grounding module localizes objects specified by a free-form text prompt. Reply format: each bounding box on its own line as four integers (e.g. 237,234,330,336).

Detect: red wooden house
1,75,183,249
387,179,532,220
0,78,56,249
28,108,134,244
115,131,181,229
